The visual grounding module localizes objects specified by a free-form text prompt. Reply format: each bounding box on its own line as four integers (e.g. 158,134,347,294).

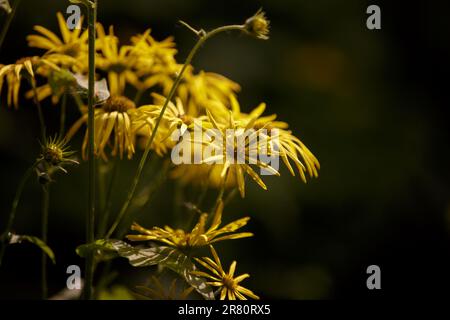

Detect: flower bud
244,9,270,40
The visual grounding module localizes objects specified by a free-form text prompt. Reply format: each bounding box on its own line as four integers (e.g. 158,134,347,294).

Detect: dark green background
0,0,449,299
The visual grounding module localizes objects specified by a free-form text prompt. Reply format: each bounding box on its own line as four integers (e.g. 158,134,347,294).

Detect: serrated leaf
107,240,215,300
9,234,55,264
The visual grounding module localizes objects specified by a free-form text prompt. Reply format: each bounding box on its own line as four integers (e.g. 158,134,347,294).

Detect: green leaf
9,234,55,264
76,239,118,262
107,240,215,300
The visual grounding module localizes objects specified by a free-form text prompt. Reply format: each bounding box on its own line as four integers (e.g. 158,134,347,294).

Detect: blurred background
0,0,449,299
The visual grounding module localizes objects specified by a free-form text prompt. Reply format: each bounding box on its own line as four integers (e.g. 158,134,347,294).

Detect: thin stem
0,0,21,51
59,94,67,138
31,79,46,142
105,23,244,239
116,159,170,239
211,169,229,215
97,157,119,238
0,161,39,267
224,187,239,206
85,0,97,300
41,185,49,299
134,89,144,105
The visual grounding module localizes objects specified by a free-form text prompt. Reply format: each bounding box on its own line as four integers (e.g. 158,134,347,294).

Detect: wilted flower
36,136,79,184
193,245,259,300
66,95,137,160
126,200,252,248
244,9,270,40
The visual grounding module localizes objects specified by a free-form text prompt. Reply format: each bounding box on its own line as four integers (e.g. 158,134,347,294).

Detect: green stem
41,185,49,299
85,0,97,300
105,23,245,239
0,160,38,267
31,79,46,142
116,160,170,239
211,168,228,215
134,89,144,105
224,187,238,206
0,0,21,51
59,94,67,138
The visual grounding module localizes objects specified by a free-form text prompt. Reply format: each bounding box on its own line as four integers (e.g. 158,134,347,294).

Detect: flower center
222,275,236,290
62,43,81,57
103,96,136,113
43,145,63,165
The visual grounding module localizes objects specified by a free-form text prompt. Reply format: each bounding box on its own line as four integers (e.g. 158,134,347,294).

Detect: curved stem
31,79,46,142
0,160,38,267
0,0,21,51
41,185,49,299
105,24,244,239
85,0,97,300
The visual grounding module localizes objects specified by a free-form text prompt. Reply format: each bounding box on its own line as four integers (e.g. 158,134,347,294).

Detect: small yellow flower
0,56,59,108
96,24,138,96
126,200,253,248
193,245,259,300
229,95,320,182
36,136,79,184
244,9,270,40
127,29,180,94
66,96,137,160
177,67,241,117
26,12,88,64
200,109,280,198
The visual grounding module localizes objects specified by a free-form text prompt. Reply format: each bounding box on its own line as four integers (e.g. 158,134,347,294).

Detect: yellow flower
231,95,320,182
96,24,138,96
193,245,259,300
133,93,210,156
0,56,59,108
66,96,137,160
177,67,240,117
244,9,270,40
200,109,280,198
126,200,253,248
127,29,180,95
26,12,88,67
206,95,320,184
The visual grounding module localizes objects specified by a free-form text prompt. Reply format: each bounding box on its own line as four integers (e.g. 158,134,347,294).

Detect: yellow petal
57,12,71,43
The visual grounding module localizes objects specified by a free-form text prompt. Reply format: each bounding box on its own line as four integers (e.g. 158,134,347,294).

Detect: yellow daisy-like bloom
0,56,60,108
66,96,137,160
200,109,280,198
193,245,259,300
176,67,240,117
127,29,180,95
126,200,253,249
133,93,209,156
96,24,138,96
26,12,88,70
225,95,320,182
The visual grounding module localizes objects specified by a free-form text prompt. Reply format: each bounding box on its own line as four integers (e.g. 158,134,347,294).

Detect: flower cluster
0,9,318,300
